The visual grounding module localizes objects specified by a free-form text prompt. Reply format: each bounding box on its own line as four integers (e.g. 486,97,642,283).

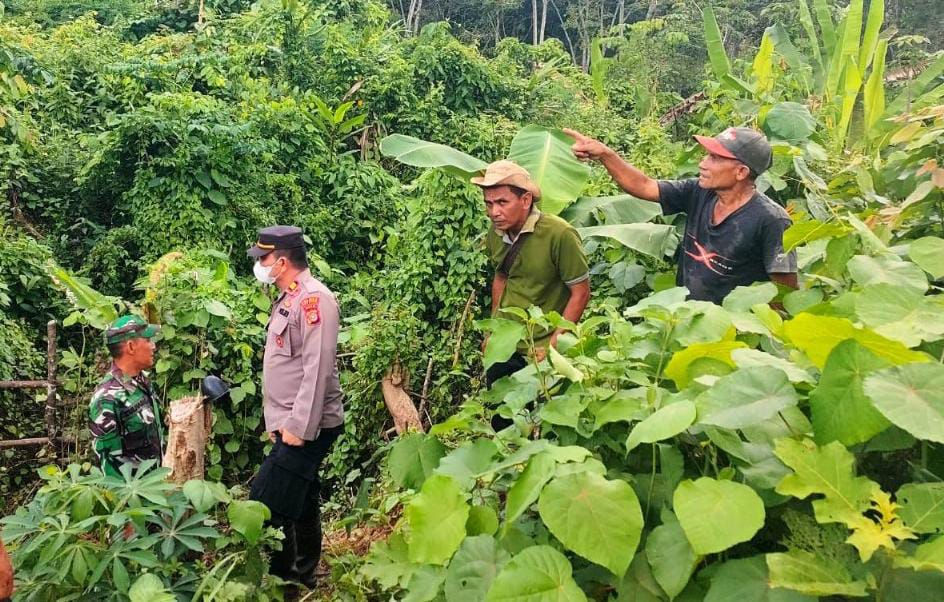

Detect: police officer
89,315,163,477
247,225,345,588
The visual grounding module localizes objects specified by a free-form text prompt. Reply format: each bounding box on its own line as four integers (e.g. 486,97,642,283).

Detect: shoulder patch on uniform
302,296,320,326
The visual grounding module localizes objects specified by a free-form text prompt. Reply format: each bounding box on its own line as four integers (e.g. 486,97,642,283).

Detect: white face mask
253,259,281,285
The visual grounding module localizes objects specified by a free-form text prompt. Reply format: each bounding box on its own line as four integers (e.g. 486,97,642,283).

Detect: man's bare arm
563,129,661,202
770,272,798,290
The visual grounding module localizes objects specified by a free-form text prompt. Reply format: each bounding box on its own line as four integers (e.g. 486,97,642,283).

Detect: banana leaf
863,38,887,135
47,264,120,329
752,30,775,94
858,0,884,74
824,16,847,100
508,126,590,215
578,223,679,259
812,0,836,56
797,0,822,68
836,56,864,151
590,37,607,105
379,134,487,179
703,6,730,79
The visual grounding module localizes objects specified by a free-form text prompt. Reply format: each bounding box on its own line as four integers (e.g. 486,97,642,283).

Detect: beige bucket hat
470,160,542,199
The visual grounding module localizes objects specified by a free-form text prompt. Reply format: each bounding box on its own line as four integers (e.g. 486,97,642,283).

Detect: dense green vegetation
1,0,942,600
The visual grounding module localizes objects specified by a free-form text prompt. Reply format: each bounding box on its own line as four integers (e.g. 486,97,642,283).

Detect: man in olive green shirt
472,160,591,385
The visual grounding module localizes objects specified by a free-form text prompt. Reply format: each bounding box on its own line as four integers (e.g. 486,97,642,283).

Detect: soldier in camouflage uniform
88,315,164,477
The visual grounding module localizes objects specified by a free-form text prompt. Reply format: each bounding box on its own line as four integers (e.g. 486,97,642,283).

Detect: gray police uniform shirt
658,179,797,304
263,269,345,440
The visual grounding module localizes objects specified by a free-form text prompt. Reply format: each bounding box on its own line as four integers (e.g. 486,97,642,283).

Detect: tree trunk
646,0,659,20
539,0,549,44
532,0,539,45
162,396,212,483
381,363,424,433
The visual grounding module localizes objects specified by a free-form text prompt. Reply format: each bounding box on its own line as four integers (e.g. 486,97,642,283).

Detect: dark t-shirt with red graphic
658,179,797,304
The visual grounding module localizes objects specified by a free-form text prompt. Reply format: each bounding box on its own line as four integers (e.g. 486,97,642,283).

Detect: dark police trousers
485,353,529,430
249,425,342,580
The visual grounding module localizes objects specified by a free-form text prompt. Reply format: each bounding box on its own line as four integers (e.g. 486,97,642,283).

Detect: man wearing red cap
564,127,797,304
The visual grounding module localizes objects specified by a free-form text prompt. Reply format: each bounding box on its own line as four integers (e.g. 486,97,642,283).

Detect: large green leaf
578,223,677,259
674,478,765,555
665,340,748,388
858,0,884,73
406,474,470,565
854,283,944,347
705,556,815,602
764,102,816,142
900,535,944,572
897,483,944,534
560,195,662,228
809,339,891,446
538,471,643,576
864,363,944,444
835,56,863,149
796,0,822,72
908,237,944,279
435,438,498,490
731,349,814,384
626,401,696,452
783,313,930,369
812,0,835,57
695,366,799,429
479,318,527,369
227,500,270,546
766,550,869,597
486,545,587,602
379,134,487,179
847,254,928,292
129,574,175,602
507,126,590,215
388,432,447,490
445,535,510,602
702,6,730,78
774,438,879,525
504,452,556,528
781,219,849,251
645,511,698,600
863,38,887,134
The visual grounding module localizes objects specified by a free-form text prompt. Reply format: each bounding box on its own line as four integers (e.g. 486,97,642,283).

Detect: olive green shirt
485,210,589,345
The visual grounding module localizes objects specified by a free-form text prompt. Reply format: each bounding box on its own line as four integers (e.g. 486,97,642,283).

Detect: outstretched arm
563,128,661,202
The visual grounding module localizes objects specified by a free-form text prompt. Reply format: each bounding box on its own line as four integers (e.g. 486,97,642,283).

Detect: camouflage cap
105,315,160,345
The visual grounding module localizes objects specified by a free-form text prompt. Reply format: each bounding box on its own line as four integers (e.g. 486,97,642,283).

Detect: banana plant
380,125,590,215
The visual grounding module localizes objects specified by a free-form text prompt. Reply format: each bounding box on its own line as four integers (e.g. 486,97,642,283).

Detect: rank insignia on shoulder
302,296,320,326
287,280,301,296
282,298,292,308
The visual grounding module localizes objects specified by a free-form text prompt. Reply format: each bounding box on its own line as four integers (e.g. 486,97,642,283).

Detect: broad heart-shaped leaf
388,432,446,490
673,478,765,555
897,482,944,534
909,236,944,279
847,254,928,292
897,535,944,573
665,340,748,388
764,102,817,142
379,134,488,179
783,313,930,369
486,545,587,602
227,500,270,545
406,474,470,565
731,349,814,384
578,223,678,259
538,471,643,576
766,550,869,597
774,438,879,526
478,318,527,369
445,535,510,602
695,366,799,429
504,452,556,529
128,573,175,602
435,438,499,489
645,511,698,600
854,283,944,347
809,339,891,446
508,126,590,215
626,401,696,452
182,479,229,513
560,195,662,228
722,282,778,312
864,363,944,444
705,555,815,602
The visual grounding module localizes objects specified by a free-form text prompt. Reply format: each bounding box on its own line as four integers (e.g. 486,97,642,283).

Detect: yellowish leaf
845,490,916,561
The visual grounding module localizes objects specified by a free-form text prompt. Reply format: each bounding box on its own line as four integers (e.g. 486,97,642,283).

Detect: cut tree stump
381,363,423,434
162,395,212,483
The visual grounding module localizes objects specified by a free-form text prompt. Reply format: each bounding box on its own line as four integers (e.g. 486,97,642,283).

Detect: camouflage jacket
88,364,164,477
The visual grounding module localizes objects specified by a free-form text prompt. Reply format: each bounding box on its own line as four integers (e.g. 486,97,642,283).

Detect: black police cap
247,225,305,258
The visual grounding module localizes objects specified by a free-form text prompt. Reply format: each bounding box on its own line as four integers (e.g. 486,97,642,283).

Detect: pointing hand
563,128,612,162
